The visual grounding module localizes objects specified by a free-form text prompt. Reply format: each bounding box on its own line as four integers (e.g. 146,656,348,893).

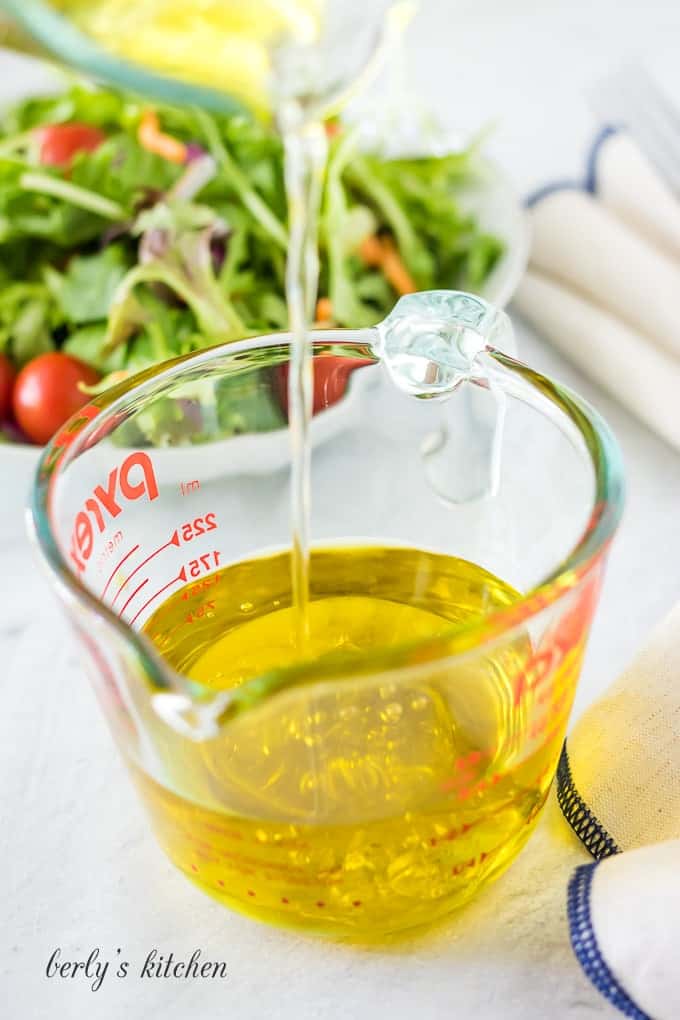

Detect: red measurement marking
513,566,603,708
118,578,148,618
440,752,490,793
185,600,216,624
180,513,218,542
513,646,561,708
533,763,553,788
429,821,476,847
128,567,188,627
181,574,222,601
186,550,221,578
100,544,140,601
451,858,476,877
111,530,180,607
179,479,200,496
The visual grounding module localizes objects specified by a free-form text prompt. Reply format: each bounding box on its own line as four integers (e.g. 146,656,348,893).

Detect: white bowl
0,53,528,539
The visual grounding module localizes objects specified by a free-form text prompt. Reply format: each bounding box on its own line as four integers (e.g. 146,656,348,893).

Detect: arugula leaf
0,282,57,364
320,132,379,327
63,323,126,373
0,84,130,134
345,148,504,294
464,233,505,288
195,108,287,249
125,296,198,368
0,159,113,246
343,154,435,285
216,372,285,435
49,245,129,324
69,133,180,209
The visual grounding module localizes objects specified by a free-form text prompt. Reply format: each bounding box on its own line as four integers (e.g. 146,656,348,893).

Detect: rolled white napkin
521,188,680,361
596,131,680,260
557,602,680,1018
514,128,680,448
515,270,680,450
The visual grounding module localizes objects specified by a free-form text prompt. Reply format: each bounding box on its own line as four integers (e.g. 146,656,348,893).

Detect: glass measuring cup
30,292,624,937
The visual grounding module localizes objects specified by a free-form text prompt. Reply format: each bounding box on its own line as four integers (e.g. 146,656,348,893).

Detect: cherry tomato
39,123,106,167
0,354,16,421
276,356,372,417
12,352,100,446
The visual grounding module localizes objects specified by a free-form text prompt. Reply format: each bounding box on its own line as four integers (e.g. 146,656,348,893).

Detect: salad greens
0,81,504,444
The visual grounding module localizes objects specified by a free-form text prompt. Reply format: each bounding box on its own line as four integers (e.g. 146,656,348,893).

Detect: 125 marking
181,574,222,600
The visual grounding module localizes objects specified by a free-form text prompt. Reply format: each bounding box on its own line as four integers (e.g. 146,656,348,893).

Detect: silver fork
588,64,680,196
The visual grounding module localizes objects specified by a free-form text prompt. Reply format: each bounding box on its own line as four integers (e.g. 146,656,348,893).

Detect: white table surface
3,3,680,1018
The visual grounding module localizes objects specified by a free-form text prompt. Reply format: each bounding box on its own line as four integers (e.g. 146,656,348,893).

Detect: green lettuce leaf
48,245,129,324
0,282,57,365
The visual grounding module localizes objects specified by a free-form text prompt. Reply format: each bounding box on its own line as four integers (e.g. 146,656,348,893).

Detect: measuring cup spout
151,687,235,741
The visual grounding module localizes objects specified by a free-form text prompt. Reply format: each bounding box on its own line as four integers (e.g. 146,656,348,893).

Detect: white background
2,1,680,1018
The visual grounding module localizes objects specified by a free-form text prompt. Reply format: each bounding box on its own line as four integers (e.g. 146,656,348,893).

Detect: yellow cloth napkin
558,602,680,1019
559,600,680,854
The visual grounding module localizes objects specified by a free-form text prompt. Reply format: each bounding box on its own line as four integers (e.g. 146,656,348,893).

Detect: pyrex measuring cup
30,292,624,937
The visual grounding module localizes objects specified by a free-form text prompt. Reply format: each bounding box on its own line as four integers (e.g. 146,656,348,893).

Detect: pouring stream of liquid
280,107,328,648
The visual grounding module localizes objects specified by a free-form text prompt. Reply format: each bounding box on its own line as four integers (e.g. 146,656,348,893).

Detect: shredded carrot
138,110,187,164
380,237,417,295
359,235,384,267
315,296,333,322
324,119,342,139
359,235,416,296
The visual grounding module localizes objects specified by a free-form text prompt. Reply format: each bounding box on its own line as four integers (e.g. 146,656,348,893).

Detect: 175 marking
185,550,221,578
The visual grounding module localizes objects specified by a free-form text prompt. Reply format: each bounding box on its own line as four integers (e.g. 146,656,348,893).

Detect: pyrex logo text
69,452,159,574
